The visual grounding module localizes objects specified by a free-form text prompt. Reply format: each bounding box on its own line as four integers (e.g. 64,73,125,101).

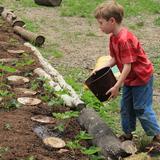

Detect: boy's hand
91,67,102,75
106,85,119,100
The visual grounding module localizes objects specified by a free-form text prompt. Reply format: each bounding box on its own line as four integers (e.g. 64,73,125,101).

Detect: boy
94,1,160,147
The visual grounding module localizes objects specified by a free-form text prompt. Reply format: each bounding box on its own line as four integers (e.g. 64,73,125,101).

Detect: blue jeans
121,76,160,136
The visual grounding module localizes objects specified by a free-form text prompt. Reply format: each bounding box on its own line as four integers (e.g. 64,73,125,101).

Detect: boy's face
97,17,115,34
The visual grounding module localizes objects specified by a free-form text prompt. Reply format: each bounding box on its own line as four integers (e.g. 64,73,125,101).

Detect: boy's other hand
106,86,119,100
91,68,98,75
91,66,107,75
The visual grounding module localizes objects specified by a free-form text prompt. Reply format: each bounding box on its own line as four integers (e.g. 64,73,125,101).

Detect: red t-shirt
109,28,153,86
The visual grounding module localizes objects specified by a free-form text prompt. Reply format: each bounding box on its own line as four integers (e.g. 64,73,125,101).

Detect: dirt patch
0,20,89,160
13,8,160,70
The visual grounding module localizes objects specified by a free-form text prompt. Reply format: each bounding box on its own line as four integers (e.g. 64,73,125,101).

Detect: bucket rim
86,67,112,85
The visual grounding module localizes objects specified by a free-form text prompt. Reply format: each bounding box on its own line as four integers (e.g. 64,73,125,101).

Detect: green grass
1,0,160,19
39,43,64,59
60,0,160,18
118,0,160,17
0,0,38,8
154,17,160,26
21,18,39,32
60,0,104,18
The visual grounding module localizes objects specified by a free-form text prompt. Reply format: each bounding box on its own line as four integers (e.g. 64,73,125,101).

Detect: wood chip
7,49,25,54
14,88,37,96
31,115,56,124
7,75,29,85
43,137,66,149
17,97,41,105
57,149,69,154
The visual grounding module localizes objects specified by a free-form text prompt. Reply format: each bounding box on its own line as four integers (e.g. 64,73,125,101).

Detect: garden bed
0,19,93,160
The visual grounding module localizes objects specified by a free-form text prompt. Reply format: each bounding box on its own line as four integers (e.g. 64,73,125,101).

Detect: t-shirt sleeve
119,39,137,64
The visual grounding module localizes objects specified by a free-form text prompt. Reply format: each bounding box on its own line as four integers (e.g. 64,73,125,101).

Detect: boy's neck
112,24,123,36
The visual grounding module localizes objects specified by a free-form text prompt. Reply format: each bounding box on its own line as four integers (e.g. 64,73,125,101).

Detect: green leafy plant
0,90,11,97
54,124,65,132
5,99,22,109
30,80,39,90
0,147,9,157
81,146,101,155
66,140,81,150
90,155,105,160
4,123,12,130
52,111,79,120
0,63,16,73
15,58,34,67
40,95,50,102
43,82,55,94
48,97,64,106
75,131,93,140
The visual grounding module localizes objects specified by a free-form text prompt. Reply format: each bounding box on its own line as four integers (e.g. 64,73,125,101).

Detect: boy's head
94,1,124,34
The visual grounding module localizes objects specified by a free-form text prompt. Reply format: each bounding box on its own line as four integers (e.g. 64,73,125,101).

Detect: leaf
76,131,93,140
81,146,101,155
0,64,16,73
66,140,81,149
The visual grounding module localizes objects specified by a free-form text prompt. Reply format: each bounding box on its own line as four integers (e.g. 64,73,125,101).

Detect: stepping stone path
7,75,29,85
17,97,41,105
31,115,56,124
14,88,37,96
43,137,66,149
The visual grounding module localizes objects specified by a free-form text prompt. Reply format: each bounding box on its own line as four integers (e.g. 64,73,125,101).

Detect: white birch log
33,68,82,108
34,68,61,91
25,42,85,109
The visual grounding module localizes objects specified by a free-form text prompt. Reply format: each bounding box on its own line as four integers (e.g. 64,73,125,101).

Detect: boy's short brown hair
94,1,124,24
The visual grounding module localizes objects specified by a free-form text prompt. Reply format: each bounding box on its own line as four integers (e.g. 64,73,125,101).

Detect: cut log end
35,35,45,46
0,6,4,14
12,20,25,27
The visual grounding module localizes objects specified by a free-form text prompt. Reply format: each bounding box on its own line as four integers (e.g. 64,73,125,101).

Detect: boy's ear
109,17,116,24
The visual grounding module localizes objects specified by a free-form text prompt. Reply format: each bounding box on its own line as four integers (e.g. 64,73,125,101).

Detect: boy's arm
107,56,116,67
106,63,131,99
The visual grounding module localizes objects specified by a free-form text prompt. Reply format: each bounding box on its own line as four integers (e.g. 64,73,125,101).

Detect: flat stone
7,49,25,54
43,137,66,149
7,75,29,85
31,115,56,124
14,88,37,96
17,97,41,105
